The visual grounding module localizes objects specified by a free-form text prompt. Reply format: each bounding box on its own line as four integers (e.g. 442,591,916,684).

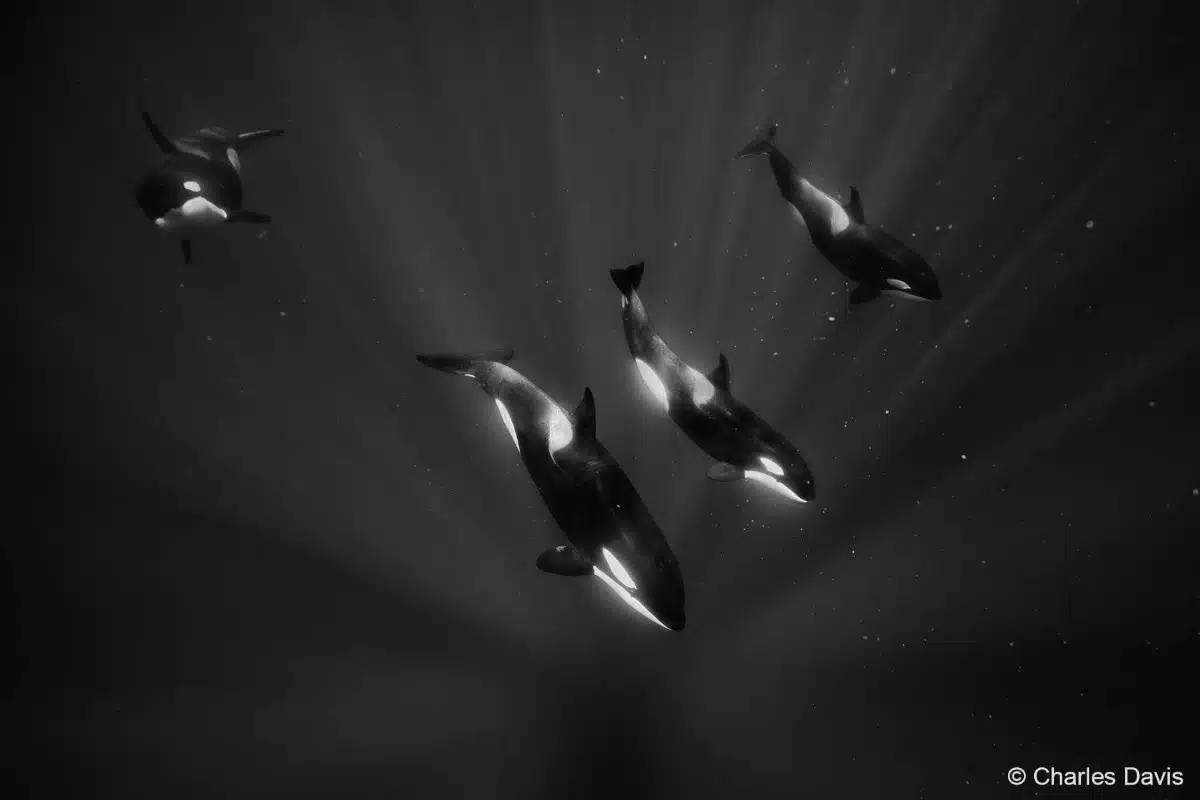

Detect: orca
610,262,815,505
415,349,686,631
134,111,283,264
736,122,943,304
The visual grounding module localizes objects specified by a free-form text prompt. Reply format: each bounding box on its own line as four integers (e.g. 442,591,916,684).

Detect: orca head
882,253,942,302
592,543,686,631
741,437,815,504
135,163,229,233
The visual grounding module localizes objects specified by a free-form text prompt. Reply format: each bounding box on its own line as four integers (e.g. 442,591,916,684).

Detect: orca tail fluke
610,262,645,295
415,349,515,376
735,122,778,159
235,128,285,151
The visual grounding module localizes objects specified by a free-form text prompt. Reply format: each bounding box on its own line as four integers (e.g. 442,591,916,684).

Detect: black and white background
13,1,1198,797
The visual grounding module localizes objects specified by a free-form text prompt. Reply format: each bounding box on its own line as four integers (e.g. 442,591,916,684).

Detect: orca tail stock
734,122,778,159
415,348,516,376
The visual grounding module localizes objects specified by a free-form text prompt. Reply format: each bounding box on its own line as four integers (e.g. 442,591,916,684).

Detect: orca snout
660,607,686,632
900,262,943,301
775,468,815,504
649,558,687,631
791,471,816,503
650,581,687,632
748,453,814,504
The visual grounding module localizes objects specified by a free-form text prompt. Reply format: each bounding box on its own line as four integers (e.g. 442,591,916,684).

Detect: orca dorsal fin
574,387,596,438
708,353,730,393
536,545,592,577
141,111,178,154
846,186,865,224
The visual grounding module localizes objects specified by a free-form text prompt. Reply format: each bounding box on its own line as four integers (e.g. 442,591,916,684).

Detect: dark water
14,1,1198,797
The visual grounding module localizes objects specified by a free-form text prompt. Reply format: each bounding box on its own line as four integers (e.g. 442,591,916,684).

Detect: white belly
155,196,229,233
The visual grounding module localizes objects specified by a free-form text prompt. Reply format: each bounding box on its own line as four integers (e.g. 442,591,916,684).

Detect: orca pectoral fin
707,462,743,482
849,283,881,305
226,210,271,224
180,239,192,264
235,128,285,151
536,545,592,577
141,111,178,154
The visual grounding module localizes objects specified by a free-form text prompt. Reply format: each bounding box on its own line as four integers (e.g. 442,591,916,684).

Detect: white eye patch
602,547,637,590
759,456,785,476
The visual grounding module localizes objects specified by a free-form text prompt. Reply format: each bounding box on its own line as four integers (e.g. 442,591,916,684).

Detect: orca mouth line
592,563,674,631
744,470,808,503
